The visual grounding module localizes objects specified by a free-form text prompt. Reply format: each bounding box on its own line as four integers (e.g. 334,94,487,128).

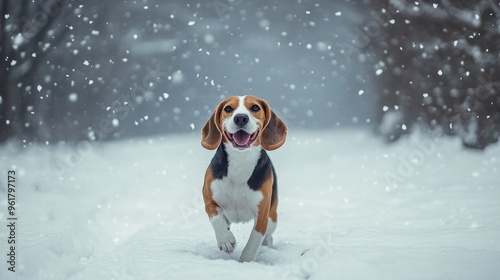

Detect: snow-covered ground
1,129,499,280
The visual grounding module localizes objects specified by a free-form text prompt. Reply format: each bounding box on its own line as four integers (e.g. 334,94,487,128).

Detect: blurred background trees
0,0,115,143
0,0,71,143
375,0,500,149
1,0,498,149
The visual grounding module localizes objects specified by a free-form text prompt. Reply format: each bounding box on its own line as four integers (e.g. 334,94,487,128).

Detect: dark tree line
1,0,499,149
374,0,500,149
1,0,375,145
0,0,126,143
0,0,70,143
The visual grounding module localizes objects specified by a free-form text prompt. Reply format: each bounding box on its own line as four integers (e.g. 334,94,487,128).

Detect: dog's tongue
233,130,251,146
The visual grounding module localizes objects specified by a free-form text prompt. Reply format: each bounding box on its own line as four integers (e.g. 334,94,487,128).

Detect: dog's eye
251,105,260,112
224,106,233,113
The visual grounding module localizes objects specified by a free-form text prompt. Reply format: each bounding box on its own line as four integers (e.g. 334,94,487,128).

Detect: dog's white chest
210,178,263,223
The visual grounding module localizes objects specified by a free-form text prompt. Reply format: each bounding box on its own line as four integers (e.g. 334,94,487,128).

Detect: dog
201,95,287,262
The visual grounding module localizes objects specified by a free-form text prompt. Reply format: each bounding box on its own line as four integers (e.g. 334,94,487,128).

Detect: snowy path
1,129,499,279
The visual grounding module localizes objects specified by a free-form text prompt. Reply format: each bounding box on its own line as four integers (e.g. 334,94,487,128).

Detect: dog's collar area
225,129,259,149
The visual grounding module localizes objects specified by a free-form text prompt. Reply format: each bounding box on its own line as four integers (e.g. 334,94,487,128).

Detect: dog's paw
216,230,236,253
262,236,274,248
239,250,255,262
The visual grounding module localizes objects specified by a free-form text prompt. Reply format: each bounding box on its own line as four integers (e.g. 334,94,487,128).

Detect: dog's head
201,95,287,151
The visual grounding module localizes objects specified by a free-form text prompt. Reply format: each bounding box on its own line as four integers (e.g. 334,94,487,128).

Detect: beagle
201,95,287,262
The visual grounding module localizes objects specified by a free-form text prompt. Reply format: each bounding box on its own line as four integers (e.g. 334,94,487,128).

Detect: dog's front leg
239,221,266,262
203,175,236,254
239,192,271,262
210,213,236,253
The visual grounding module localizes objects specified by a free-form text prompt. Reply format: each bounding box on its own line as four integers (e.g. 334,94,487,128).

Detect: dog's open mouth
225,130,259,149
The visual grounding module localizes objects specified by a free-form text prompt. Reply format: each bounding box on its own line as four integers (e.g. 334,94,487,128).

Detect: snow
68,93,78,102
171,70,184,84
12,34,24,49
1,129,499,279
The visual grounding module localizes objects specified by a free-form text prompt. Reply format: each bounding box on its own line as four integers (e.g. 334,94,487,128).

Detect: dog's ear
260,100,287,151
201,103,223,150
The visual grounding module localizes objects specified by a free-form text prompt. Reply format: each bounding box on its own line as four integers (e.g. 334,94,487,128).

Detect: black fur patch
247,150,271,191
210,146,278,205
210,145,228,179
271,165,277,206
248,150,277,205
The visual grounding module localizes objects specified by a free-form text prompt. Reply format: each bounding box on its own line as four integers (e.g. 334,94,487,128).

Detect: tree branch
9,0,70,81
18,0,69,54
390,0,499,34
0,0,10,59
24,21,70,79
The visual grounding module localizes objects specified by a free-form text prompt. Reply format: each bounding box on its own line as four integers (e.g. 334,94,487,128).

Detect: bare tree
375,0,500,149
0,0,69,143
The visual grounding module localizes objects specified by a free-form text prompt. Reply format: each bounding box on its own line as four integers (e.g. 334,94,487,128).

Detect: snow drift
1,129,499,279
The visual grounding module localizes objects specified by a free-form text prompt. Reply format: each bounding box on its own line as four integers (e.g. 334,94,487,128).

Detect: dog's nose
234,114,249,126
